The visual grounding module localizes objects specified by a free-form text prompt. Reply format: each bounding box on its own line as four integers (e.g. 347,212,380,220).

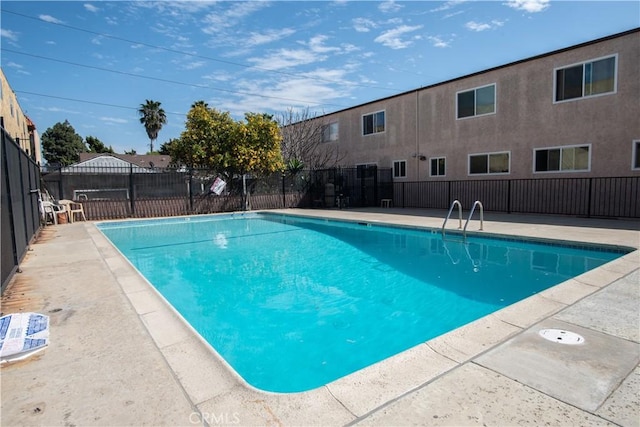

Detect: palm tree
138,99,167,153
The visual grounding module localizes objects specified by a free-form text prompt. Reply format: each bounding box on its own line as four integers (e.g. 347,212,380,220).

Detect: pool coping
89,208,639,424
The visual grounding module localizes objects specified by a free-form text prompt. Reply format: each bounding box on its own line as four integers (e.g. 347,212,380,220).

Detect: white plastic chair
41,201,67,225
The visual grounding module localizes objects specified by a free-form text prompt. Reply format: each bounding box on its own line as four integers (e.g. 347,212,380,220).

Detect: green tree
138,99,167,153
124,149,137,155
41,120,85,166
169,104,283,178
232,112,283,176
158,139,178,155
85,135,114,153
171,104,237,171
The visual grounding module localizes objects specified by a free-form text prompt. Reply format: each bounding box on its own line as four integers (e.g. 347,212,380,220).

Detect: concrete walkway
1,209,638,426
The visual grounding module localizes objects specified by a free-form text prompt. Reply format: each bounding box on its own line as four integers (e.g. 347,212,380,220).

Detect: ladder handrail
442,200,462,236
463,200,484,237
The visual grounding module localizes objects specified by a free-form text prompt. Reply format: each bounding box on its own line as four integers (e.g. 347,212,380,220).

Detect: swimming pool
97,213,628,393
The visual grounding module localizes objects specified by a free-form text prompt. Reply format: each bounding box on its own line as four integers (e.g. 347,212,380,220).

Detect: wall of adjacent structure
0,68,42,164
311,29,640,181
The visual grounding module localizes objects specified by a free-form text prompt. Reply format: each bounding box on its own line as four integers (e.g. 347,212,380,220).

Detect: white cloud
202,71,234,82
246,28,295,47
379,1,402,13
248,35,341,70
352,17,376,33
430,0,468,13
374,25,423,49
6,62,23,69
305,35,340,54
1,29,19,42
427,36,451,48
39,14,64,24
202,2,269,33
100,117,128,124
249,48,323,70
46,40,56,45
465,20,505,31
84,3,99,13
504,0,550,13
40,106,80,115
219,75,346,115
181,61,206,70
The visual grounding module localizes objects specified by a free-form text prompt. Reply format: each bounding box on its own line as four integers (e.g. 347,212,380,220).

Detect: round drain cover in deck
539,328,584,345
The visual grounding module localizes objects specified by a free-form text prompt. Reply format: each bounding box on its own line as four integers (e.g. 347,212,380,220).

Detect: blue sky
2,1,638,154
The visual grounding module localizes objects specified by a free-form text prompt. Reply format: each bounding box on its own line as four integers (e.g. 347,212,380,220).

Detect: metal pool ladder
463,200,484,238
442,200,463,238
442,200,484,240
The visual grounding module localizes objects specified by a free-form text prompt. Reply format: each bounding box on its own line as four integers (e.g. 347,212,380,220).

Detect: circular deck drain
539,328,584,345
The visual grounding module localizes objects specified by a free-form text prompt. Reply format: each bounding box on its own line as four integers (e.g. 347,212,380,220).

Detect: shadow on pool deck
1,208,638,426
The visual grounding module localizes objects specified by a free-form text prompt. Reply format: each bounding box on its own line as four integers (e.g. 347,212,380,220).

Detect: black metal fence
309,166,393,208
393,177,640,218
1,128,41,292
40,165,394,220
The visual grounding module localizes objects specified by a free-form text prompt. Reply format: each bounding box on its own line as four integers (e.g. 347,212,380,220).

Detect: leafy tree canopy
169,104,283,178
158,139,178,155
85,135,114,154
41,120,85,166
124,148,137,155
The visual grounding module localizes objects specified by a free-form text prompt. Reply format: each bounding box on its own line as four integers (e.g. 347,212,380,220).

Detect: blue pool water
98,213,627,393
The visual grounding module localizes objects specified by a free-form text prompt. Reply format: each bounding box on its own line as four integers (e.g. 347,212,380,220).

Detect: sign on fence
210,177,227,195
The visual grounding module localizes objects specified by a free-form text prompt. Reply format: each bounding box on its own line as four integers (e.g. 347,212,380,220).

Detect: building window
430,157,446,177
469,151,510,175
322,122,338,143
10,101,14,117
362,110,385,135
534,145,590,173
457,84,495,119
393,160,406,178
632,141,640,170
555,55,616,102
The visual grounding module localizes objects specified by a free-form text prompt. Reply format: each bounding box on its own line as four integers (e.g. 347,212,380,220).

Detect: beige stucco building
1,67,42,164
311,28,640,182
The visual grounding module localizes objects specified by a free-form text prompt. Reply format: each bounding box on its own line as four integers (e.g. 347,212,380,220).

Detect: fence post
58,165,63,200
373,166,379,206
507,180,512,214
281,173,286,208
129,164,135,217
189,167,194,213
587,177,593,218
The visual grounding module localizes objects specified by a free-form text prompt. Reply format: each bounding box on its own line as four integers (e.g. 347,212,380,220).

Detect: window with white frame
469,151,510,175
555,55,617,102
457,84,495,119
393,160,406,178
534,145,590,172
632,140,640,170
430,157,446,177
362,110,385,135
322,122,339,143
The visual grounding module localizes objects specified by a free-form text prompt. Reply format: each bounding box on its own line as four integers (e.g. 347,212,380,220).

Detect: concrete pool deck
1,208,638,426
